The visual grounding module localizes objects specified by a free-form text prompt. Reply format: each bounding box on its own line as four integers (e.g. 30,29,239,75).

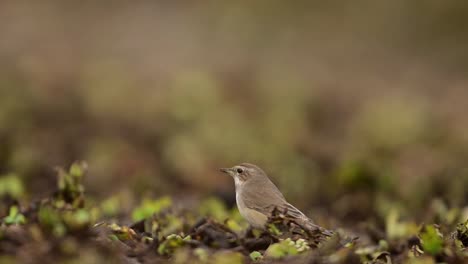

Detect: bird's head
220,163,267,187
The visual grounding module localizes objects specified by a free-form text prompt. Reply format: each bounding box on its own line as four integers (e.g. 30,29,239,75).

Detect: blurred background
1,1,468,224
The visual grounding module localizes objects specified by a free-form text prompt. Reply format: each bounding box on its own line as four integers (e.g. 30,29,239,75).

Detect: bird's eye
236,168,244,174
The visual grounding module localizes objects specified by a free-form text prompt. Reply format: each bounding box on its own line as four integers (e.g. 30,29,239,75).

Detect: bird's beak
220,168,230,173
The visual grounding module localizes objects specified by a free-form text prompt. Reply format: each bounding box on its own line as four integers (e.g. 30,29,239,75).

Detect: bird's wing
240,178,307,218
240,180,308,220
281,202,308,220
241,180,333,236
240,178,287,215
282,202,334,236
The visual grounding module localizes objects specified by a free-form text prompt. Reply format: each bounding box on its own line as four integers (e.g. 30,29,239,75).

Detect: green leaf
56,168,67,191
38,205,67,237
0,174,25,199
420,225,443,255
386,209,418,239
131,196,172,222
109,223,137,241
456,219,468,247
295,238,310,252
3,205,26,225
249,251,263,261
62,209,92,230
157,234,185,255
69,161,88,178
265,238,300,258
198,197,228,221
226,219,243,233
267,223,282,236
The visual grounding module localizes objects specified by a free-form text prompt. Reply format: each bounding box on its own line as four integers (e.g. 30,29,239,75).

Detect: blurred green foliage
456,219,468,247
198,197,229,222
386,209,418,240
264,238,308,258
249,251,263,261
3,206,26,225
131,196,172,222
29,163,97,237
157,234,191,256
420,225,444,256
1,65,467,222
37,205,67,237
0,1,468,262
0,159,467,263
56,162,86,203
100,196,120,217
198,197,247,234
0,174,24,200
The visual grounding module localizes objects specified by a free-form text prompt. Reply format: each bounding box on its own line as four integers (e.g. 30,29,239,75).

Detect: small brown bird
220,163,333,237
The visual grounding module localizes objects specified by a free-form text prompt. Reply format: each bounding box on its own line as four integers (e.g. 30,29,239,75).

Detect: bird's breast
236,190,268,228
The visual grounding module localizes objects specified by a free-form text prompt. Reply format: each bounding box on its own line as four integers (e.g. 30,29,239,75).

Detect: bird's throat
234,176,244,189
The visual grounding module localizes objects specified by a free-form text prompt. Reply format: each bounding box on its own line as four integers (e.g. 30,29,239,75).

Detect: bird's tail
281,203,334,237
303,220,334,237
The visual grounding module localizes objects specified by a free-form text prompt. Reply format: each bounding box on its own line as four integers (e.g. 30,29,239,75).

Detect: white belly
236,190,268,228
